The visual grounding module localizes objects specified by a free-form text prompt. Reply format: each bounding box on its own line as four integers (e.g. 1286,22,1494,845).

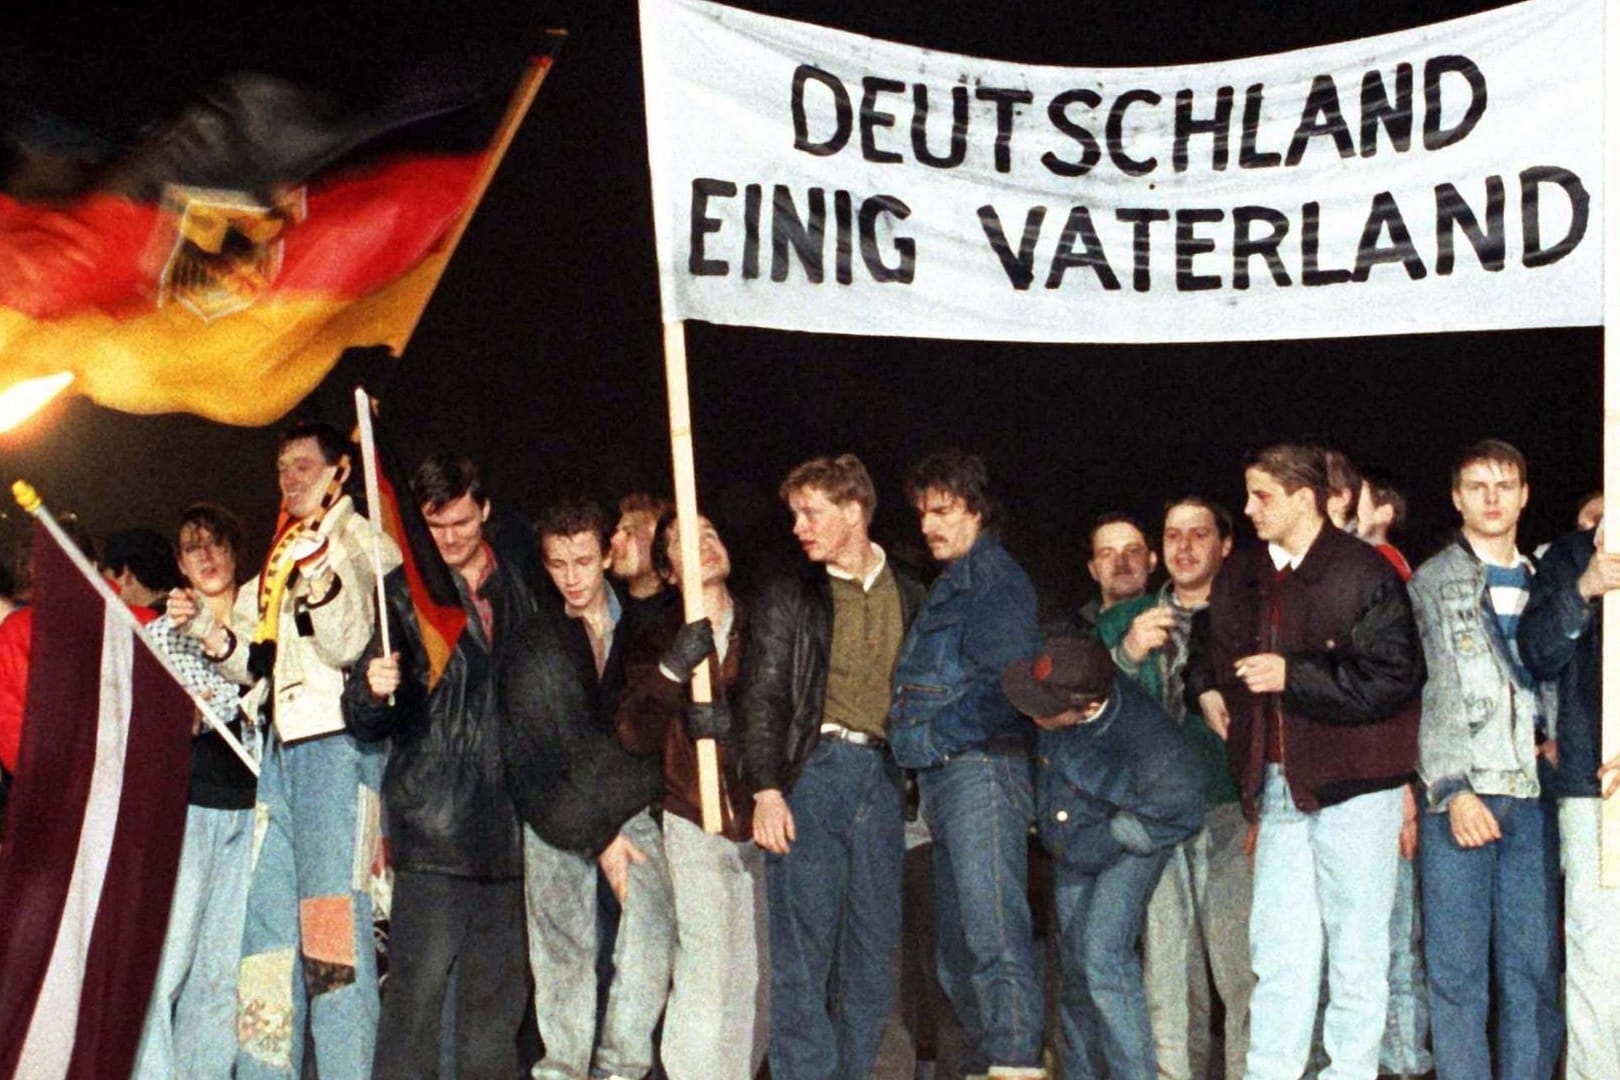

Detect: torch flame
0,373,74,434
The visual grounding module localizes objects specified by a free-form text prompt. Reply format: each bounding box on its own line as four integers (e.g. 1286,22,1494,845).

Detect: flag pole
10,481,259,777
393,31,567,354
664,321,724,835
1602,0,1620,887
353,388,395,706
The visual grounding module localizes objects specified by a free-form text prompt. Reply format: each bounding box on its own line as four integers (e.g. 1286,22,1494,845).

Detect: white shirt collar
1267,542,1304,571
826,542,888,592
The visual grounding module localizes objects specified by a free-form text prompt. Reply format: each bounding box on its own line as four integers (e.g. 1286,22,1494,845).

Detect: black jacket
344,557,537,879
1520,528,1602,798
500,603,663,856
1185,525,1424,818
739,560,925,793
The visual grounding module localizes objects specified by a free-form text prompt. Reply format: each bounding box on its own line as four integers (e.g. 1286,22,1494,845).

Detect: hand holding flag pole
10,480,259,777
354,388,395,705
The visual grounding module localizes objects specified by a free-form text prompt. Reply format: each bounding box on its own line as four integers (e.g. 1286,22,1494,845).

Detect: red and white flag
0,519,194,1080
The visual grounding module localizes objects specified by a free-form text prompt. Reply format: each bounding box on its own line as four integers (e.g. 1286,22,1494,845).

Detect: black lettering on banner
912,83,970,169
771,185,827,282
1360,64,1413,157
1522,166,1590,267
860,195,915,282
1424,56,1487,151
975,86,1035,173
1043,89,1103,178
792,66,852,156
1174,87,1233,172
689,178,735,276
1175,208,1225,290
1232,206,1292,288
1046,207,1121,290
1352,191,1427,281
1107,89,1161,176
1116,207,1170,291
1434,177,1504,274
1238,85,1282,169
860,77,906,164
1301,201,1352,286
1285,76,1356,166
742,184,763,279
978,204,1047,290
834,189,855,284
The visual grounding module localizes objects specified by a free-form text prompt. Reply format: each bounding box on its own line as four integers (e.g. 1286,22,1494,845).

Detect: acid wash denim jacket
1409,538,1552,812
888,533,1041,770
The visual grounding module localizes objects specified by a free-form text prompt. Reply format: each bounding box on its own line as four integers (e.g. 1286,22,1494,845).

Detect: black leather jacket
344,558,537,879
499,603,664,856
739,560,924,794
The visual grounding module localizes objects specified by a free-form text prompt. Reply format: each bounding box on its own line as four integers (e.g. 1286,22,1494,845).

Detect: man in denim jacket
1004,635,1204,1080
1409,439,1561,1079
888,449,1044,1080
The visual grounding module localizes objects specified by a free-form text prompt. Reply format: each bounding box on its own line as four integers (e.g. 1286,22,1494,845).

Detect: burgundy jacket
1186,525,1424,819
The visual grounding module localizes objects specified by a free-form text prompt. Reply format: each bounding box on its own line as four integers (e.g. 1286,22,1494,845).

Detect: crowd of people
0,425,1616,1080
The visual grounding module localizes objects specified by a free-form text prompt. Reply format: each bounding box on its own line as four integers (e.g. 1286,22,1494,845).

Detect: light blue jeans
1560,798,1620,1080
236,733,386,1080
918,744,1042,1073
1246,767,1402,1080
523,810,674,1080
132,804,255,1080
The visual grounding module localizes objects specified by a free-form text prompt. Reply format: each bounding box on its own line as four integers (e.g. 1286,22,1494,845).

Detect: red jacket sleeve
0,610,34,773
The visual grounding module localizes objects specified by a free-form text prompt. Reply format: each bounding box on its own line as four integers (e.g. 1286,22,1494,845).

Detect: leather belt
819,722,886,749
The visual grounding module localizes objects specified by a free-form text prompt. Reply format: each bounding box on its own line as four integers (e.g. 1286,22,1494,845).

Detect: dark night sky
0,0,1599,614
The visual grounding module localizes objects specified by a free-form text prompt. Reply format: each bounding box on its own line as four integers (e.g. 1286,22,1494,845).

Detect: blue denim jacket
1520,528,1602,798
1409,540,1551,810
888,533,1040,769
1035,673,1206,872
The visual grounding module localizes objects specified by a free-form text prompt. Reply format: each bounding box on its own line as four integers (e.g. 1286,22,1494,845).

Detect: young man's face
1162,503,1230,595
788,485,865,566
542,530,611,616
1087,521,1156,605
423,492,490,577
1452,459,1528,544
664,516,731,590
1244,466,1317,546
609,509,657,582
914,487,982,563
178,523,237,599
277,436,344,521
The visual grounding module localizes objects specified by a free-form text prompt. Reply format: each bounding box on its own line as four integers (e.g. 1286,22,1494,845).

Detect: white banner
640,0,1602,343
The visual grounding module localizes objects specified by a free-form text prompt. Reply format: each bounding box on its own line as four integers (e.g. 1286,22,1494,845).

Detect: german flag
0,33,563,427
368,424,467,690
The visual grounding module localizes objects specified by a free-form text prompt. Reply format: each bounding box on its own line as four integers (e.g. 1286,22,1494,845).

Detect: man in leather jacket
345,454,537,1079
738,454,924,1080
1186,443,1423,1080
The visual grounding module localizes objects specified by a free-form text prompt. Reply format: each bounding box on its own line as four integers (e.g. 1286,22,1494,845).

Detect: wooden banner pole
664,321,723,835
1602,0,1619,887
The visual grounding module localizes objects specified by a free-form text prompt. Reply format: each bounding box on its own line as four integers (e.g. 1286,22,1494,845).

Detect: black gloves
661,617,715,682
686,700,733,740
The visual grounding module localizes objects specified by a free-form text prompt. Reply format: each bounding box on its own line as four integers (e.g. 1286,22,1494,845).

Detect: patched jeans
1421,794,1562,1080
237,732,386,1080
918,743,1042,1073
766,739,904,1080
132,804,255,1080
1246,767,1402,1080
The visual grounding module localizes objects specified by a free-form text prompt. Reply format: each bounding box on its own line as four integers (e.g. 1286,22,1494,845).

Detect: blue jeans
1055,848,1171,1080
236,732,386,1080
1421,795,1562,1080
918,744,1042,1072
132,804,255,1080
766,740,904,1080
1247,767,1402,1080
